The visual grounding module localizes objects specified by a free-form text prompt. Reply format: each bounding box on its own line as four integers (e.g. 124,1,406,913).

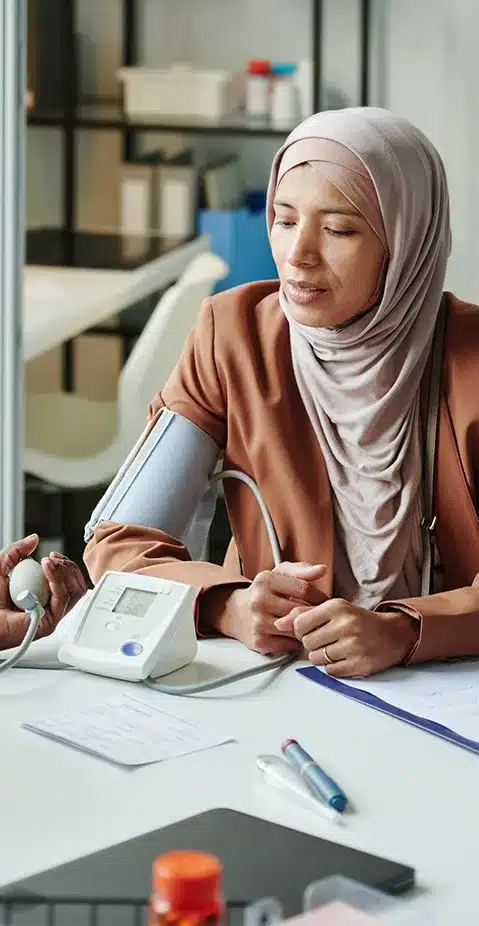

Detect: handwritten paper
22,695,233,766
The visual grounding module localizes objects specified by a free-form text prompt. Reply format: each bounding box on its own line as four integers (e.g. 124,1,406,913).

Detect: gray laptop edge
5,808,415,917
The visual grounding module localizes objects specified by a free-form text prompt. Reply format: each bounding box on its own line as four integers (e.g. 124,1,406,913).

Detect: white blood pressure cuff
84,411,220,561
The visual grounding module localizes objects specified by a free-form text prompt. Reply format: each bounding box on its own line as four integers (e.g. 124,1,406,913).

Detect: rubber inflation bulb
9,558,50,609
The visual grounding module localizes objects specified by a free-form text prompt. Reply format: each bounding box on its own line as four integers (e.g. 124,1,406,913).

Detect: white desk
0,642,476,923
24,235,208,361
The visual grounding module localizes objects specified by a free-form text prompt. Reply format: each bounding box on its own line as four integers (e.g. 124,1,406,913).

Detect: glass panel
0,0,26,546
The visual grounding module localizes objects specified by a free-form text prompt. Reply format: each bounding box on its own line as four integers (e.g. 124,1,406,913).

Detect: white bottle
270,66,299,127
296,59,313,119
245,60,270,119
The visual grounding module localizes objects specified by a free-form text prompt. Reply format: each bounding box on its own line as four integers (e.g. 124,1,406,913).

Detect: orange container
149,850,224,926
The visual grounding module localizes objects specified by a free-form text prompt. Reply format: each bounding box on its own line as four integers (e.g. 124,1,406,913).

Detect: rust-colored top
151,850,223,919
85,281,479,665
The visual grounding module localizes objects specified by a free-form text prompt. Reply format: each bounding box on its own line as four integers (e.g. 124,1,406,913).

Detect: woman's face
270,164,386,328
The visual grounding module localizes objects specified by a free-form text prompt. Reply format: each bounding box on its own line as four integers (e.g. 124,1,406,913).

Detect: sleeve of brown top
83,299,250,633
374,584,479,663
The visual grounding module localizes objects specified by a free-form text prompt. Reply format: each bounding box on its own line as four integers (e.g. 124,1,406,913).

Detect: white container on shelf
117,64,237,122
245,59,271,119
246,75,269,118
270,73,299,127
296,58,313,119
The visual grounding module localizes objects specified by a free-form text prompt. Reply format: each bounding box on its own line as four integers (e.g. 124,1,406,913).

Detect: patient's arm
83,410,250,627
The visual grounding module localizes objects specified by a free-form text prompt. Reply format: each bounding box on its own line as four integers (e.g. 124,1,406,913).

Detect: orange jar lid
152,850,224,918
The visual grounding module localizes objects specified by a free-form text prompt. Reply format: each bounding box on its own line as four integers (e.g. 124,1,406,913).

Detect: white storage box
118,64,238,122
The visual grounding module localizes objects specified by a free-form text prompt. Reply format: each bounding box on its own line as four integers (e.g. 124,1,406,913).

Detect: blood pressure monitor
58,571,198,681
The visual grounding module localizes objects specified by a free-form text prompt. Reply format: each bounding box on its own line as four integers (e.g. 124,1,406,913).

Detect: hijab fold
266,108,451,608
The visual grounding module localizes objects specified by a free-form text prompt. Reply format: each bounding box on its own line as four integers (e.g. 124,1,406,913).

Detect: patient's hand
212,562,329,656
0,534,88,650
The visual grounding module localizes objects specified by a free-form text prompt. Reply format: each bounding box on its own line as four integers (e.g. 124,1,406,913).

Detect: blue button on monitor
121,641,144,657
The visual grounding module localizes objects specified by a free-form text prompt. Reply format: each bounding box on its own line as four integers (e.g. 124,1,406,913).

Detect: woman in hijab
85,107,479,678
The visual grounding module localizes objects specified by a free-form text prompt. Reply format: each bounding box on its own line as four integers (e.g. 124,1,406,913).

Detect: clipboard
298,666,479,755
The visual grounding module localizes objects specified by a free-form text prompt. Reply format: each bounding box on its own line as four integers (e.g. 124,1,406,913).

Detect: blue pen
281,738,348,813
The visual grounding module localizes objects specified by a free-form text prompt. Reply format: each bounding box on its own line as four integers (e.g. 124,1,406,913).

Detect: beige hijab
266,107,451,608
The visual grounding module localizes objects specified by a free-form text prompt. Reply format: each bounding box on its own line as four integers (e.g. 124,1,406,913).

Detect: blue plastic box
199,204,278,293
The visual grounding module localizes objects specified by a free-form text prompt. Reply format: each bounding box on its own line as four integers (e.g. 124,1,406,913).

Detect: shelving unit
29,104,301,136
27,0,372,248
25,0,372,563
